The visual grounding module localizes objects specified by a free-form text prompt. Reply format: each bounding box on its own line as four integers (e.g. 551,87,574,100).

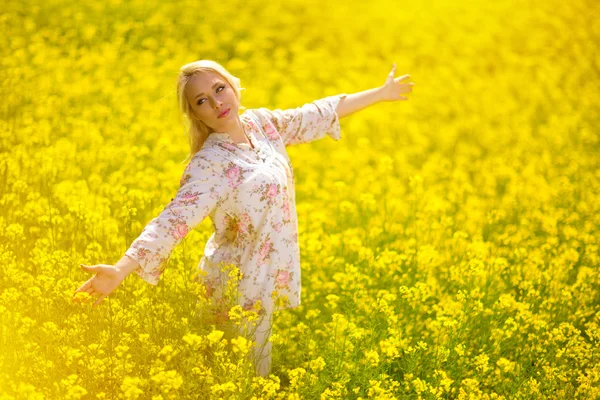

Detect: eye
197,85,226,106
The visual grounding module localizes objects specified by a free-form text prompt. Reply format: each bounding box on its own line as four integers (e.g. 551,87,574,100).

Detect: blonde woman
73,59,414,377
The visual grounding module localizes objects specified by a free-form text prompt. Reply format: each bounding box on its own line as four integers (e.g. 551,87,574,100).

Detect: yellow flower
182,334,203,349
326,294,340,309
411,377,427,395
474,352,490,374
230,336,250,355
211,381,239,396
288,367,307,389
270,333,284,346
228,305,243,321
121,376,143,400
379,338,400,359
364,350,380,367
455,344,466,357
339,200,355,215
309,356,326,372
358,193,376,213
207,330,224,345
330,313,349,333
350,327,367,341
496,357,516,374
150,370,183,393
157,345,172,358
294,322,309,334
251,375,281,397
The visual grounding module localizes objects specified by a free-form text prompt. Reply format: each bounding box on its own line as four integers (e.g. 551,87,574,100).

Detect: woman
72,59,414,377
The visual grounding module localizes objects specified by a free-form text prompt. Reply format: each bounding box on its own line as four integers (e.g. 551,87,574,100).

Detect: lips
218,108,230,118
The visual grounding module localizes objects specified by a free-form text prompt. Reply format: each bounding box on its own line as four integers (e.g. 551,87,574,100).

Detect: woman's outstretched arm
73,153,229,307
335,62,415,119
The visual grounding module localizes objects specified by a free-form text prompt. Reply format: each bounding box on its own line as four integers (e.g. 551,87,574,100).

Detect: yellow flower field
1,0,599,398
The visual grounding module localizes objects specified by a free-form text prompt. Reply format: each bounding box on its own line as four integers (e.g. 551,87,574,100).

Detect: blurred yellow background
1,0,599,398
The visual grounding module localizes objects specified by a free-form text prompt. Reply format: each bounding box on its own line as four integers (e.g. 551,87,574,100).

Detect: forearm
335,86,385,119
115,255,141,279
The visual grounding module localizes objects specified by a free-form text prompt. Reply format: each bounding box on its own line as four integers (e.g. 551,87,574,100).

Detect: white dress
125,93,347,316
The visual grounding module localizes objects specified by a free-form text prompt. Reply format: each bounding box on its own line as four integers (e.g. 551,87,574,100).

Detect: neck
210,116,246,142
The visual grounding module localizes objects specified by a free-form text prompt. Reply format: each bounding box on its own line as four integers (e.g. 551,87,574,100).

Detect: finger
394,74,411,82
393,85,413,93
93,294,107,308
395,84,415,94
73,289,95,304
74,277,93,293
80,264,98,273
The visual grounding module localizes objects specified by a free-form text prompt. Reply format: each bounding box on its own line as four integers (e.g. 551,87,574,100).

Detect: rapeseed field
1,0,599,398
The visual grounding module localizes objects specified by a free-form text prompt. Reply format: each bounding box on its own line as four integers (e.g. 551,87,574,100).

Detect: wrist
115,255,141,278
376,86,387,102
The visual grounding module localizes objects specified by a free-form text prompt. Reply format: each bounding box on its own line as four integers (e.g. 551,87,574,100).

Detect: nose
211,99,222,109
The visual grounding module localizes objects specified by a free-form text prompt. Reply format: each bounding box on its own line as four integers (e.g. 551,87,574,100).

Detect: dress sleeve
124,152,228,285
254,93,347,147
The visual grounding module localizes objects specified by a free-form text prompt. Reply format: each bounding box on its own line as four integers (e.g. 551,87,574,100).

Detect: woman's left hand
379,62,415,102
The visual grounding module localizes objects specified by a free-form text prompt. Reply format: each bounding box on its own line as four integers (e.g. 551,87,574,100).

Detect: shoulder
243,107,275,124
243,108,283,134
180,153,224,187
183,148,228,177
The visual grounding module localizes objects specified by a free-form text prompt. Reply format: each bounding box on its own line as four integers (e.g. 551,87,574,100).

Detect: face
185,70,239,132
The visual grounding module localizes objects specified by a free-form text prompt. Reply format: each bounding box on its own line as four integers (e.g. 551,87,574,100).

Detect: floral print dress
124,93,347,316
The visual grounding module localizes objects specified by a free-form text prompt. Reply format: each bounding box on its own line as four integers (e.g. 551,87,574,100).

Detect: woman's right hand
72,264,129,307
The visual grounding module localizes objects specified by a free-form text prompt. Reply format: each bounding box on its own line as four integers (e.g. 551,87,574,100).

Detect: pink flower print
267,184,278,198
227,165,242,188
257,240,273,266
174,223,188,239
283,200,290,221
264,122,279,140
227,165,240,180
178,192,198,205
273,221,283,233
133,247,151,263
275,270,290,289
238,213,251,234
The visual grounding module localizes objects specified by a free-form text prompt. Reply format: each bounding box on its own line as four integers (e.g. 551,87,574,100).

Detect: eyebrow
194,82,222,100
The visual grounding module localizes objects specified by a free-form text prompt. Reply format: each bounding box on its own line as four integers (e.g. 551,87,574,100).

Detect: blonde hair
177,60,246,163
